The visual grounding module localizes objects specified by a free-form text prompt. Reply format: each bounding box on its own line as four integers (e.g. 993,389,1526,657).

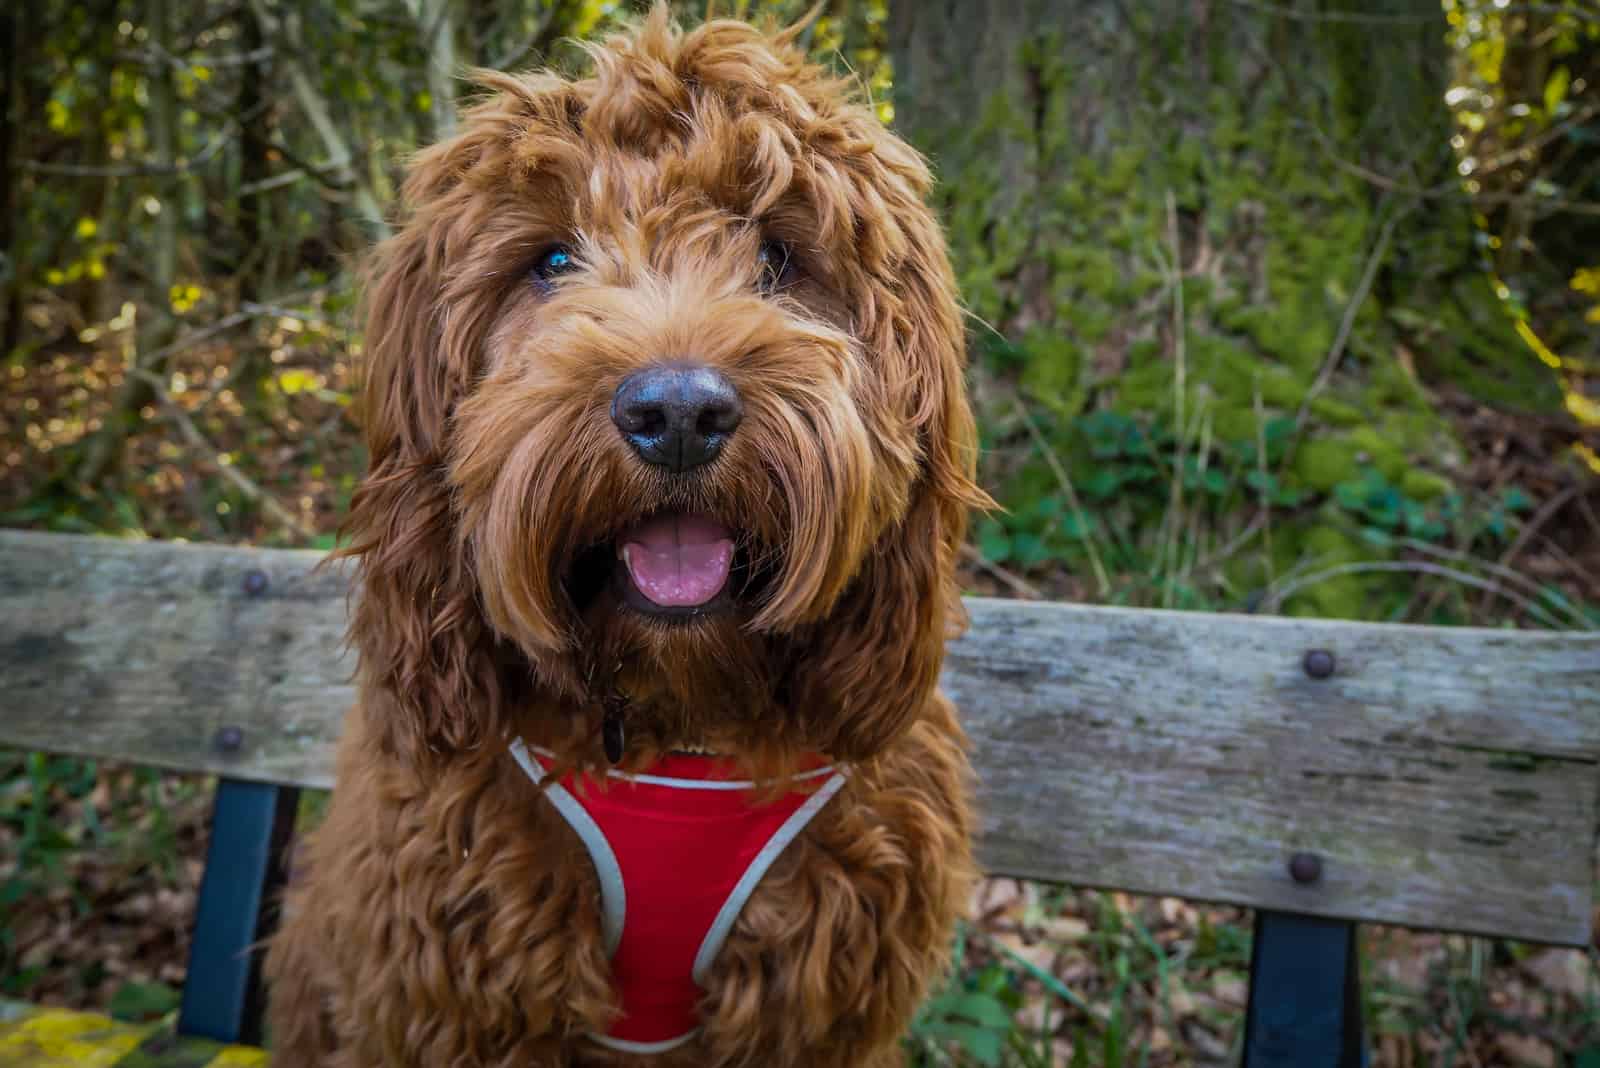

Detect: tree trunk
888,0,1555,614
77,0,180,487
406,0,458,141
234,0,272,409
0,0,26,358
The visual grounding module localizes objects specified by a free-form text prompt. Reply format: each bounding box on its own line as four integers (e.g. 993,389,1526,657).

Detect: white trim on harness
690,768,848,985
588,1030,699,1054
524,743,837,791
508,739,627,956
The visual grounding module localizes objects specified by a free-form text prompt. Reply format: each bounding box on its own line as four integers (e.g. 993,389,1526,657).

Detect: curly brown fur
264,8,989,1066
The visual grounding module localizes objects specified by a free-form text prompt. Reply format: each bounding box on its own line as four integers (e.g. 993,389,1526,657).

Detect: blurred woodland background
2,0,1599,1065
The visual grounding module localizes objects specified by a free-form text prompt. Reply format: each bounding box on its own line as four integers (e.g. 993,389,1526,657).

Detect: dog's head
348,8,987,769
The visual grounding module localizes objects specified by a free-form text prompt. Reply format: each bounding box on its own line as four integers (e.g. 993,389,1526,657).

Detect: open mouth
619,512,735,613
566,512,745,621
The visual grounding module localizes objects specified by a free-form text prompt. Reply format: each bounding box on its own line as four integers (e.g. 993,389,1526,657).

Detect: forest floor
4,293,1600,1067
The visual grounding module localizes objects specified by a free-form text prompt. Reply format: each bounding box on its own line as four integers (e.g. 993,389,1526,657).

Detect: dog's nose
611,364,743,473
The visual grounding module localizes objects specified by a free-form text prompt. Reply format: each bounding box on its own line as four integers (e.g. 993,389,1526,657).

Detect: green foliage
106,979,181,1022
0,748,208,1001
909,963,1019,1067
973,394,1568,625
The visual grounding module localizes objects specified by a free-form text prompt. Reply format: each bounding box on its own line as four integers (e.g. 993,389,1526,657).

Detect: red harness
509,741,847,1054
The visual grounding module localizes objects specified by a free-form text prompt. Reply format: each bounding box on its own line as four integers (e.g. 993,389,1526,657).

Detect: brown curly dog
263,8,988,1066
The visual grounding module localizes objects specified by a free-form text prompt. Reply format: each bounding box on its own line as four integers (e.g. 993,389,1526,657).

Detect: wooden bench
2,528,1597,1066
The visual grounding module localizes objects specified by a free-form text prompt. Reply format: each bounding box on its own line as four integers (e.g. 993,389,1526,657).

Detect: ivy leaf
976,519,1011,563
1245,470,1277,496
1081,468,1123,500
1011,532,1050,568
1059,512,1093,540
1544,66,1570,116
108,980,181,1022
946,991,1015,1031
1334,480,1368,512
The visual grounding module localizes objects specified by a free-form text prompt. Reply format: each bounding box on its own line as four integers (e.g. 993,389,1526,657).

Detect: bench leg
1242,910,1365,1068
177,777,299,1045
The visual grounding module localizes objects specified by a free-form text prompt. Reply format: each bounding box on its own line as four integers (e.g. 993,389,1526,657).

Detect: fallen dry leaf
1496,1032,1556,1067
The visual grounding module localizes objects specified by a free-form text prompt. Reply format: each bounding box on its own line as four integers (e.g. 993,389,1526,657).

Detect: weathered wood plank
2,529,1598,944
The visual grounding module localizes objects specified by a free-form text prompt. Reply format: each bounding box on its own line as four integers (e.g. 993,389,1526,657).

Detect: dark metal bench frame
178,780,298,1047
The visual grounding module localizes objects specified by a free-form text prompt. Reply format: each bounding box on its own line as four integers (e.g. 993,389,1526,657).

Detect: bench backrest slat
3,530,1597,945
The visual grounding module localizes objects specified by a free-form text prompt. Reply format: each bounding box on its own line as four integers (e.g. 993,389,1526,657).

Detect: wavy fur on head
265,8,987,1066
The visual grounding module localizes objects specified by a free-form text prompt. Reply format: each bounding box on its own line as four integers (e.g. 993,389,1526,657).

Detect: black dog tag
602,704,626,764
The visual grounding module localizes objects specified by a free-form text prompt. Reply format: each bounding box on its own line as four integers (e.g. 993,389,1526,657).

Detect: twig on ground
133,369,316,541
1011,399,1111,598
960,544,1043,600
1284,202,1407,466
138,310,256,368
1253,378,1275,589
1193,512,1266,572
1399,533,1592,629
1261,559,1577,628
969,927,1108,1029
1478,485,1581,618
1161,191,1188,609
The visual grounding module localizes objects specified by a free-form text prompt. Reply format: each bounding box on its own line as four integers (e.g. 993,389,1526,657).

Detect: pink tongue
621,514,734,607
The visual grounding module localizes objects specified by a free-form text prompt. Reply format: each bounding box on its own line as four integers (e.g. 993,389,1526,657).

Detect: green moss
1294,437,1364,492
1310,397,1366,426
1019,328,1088,417
1347,426,1408,481
1400,469,1453,502
1285,519,1386,620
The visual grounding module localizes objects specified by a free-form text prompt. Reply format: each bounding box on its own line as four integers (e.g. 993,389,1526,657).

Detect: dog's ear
340,129,526,771
788,140,993,763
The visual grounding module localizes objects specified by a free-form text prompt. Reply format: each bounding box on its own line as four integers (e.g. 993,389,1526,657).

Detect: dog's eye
530,245,576,288
757,239,798,293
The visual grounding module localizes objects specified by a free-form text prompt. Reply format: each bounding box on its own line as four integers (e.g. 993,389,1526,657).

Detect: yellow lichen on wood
0,1002,270,1068
0,1006,145,1067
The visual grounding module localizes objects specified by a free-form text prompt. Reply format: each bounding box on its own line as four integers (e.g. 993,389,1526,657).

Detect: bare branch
1287,202,1408,446
1472,104,1600,175
1011,398,1112,598
133,368,317,541
1262,560,1587,628
1226,0,1600,25
138,309,256,367
118,44,274,69
246,0,390,238
23,124,234,177
1220,0,1435,24
238,169,305,197
1301,120,1600,218
492,4,569,70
